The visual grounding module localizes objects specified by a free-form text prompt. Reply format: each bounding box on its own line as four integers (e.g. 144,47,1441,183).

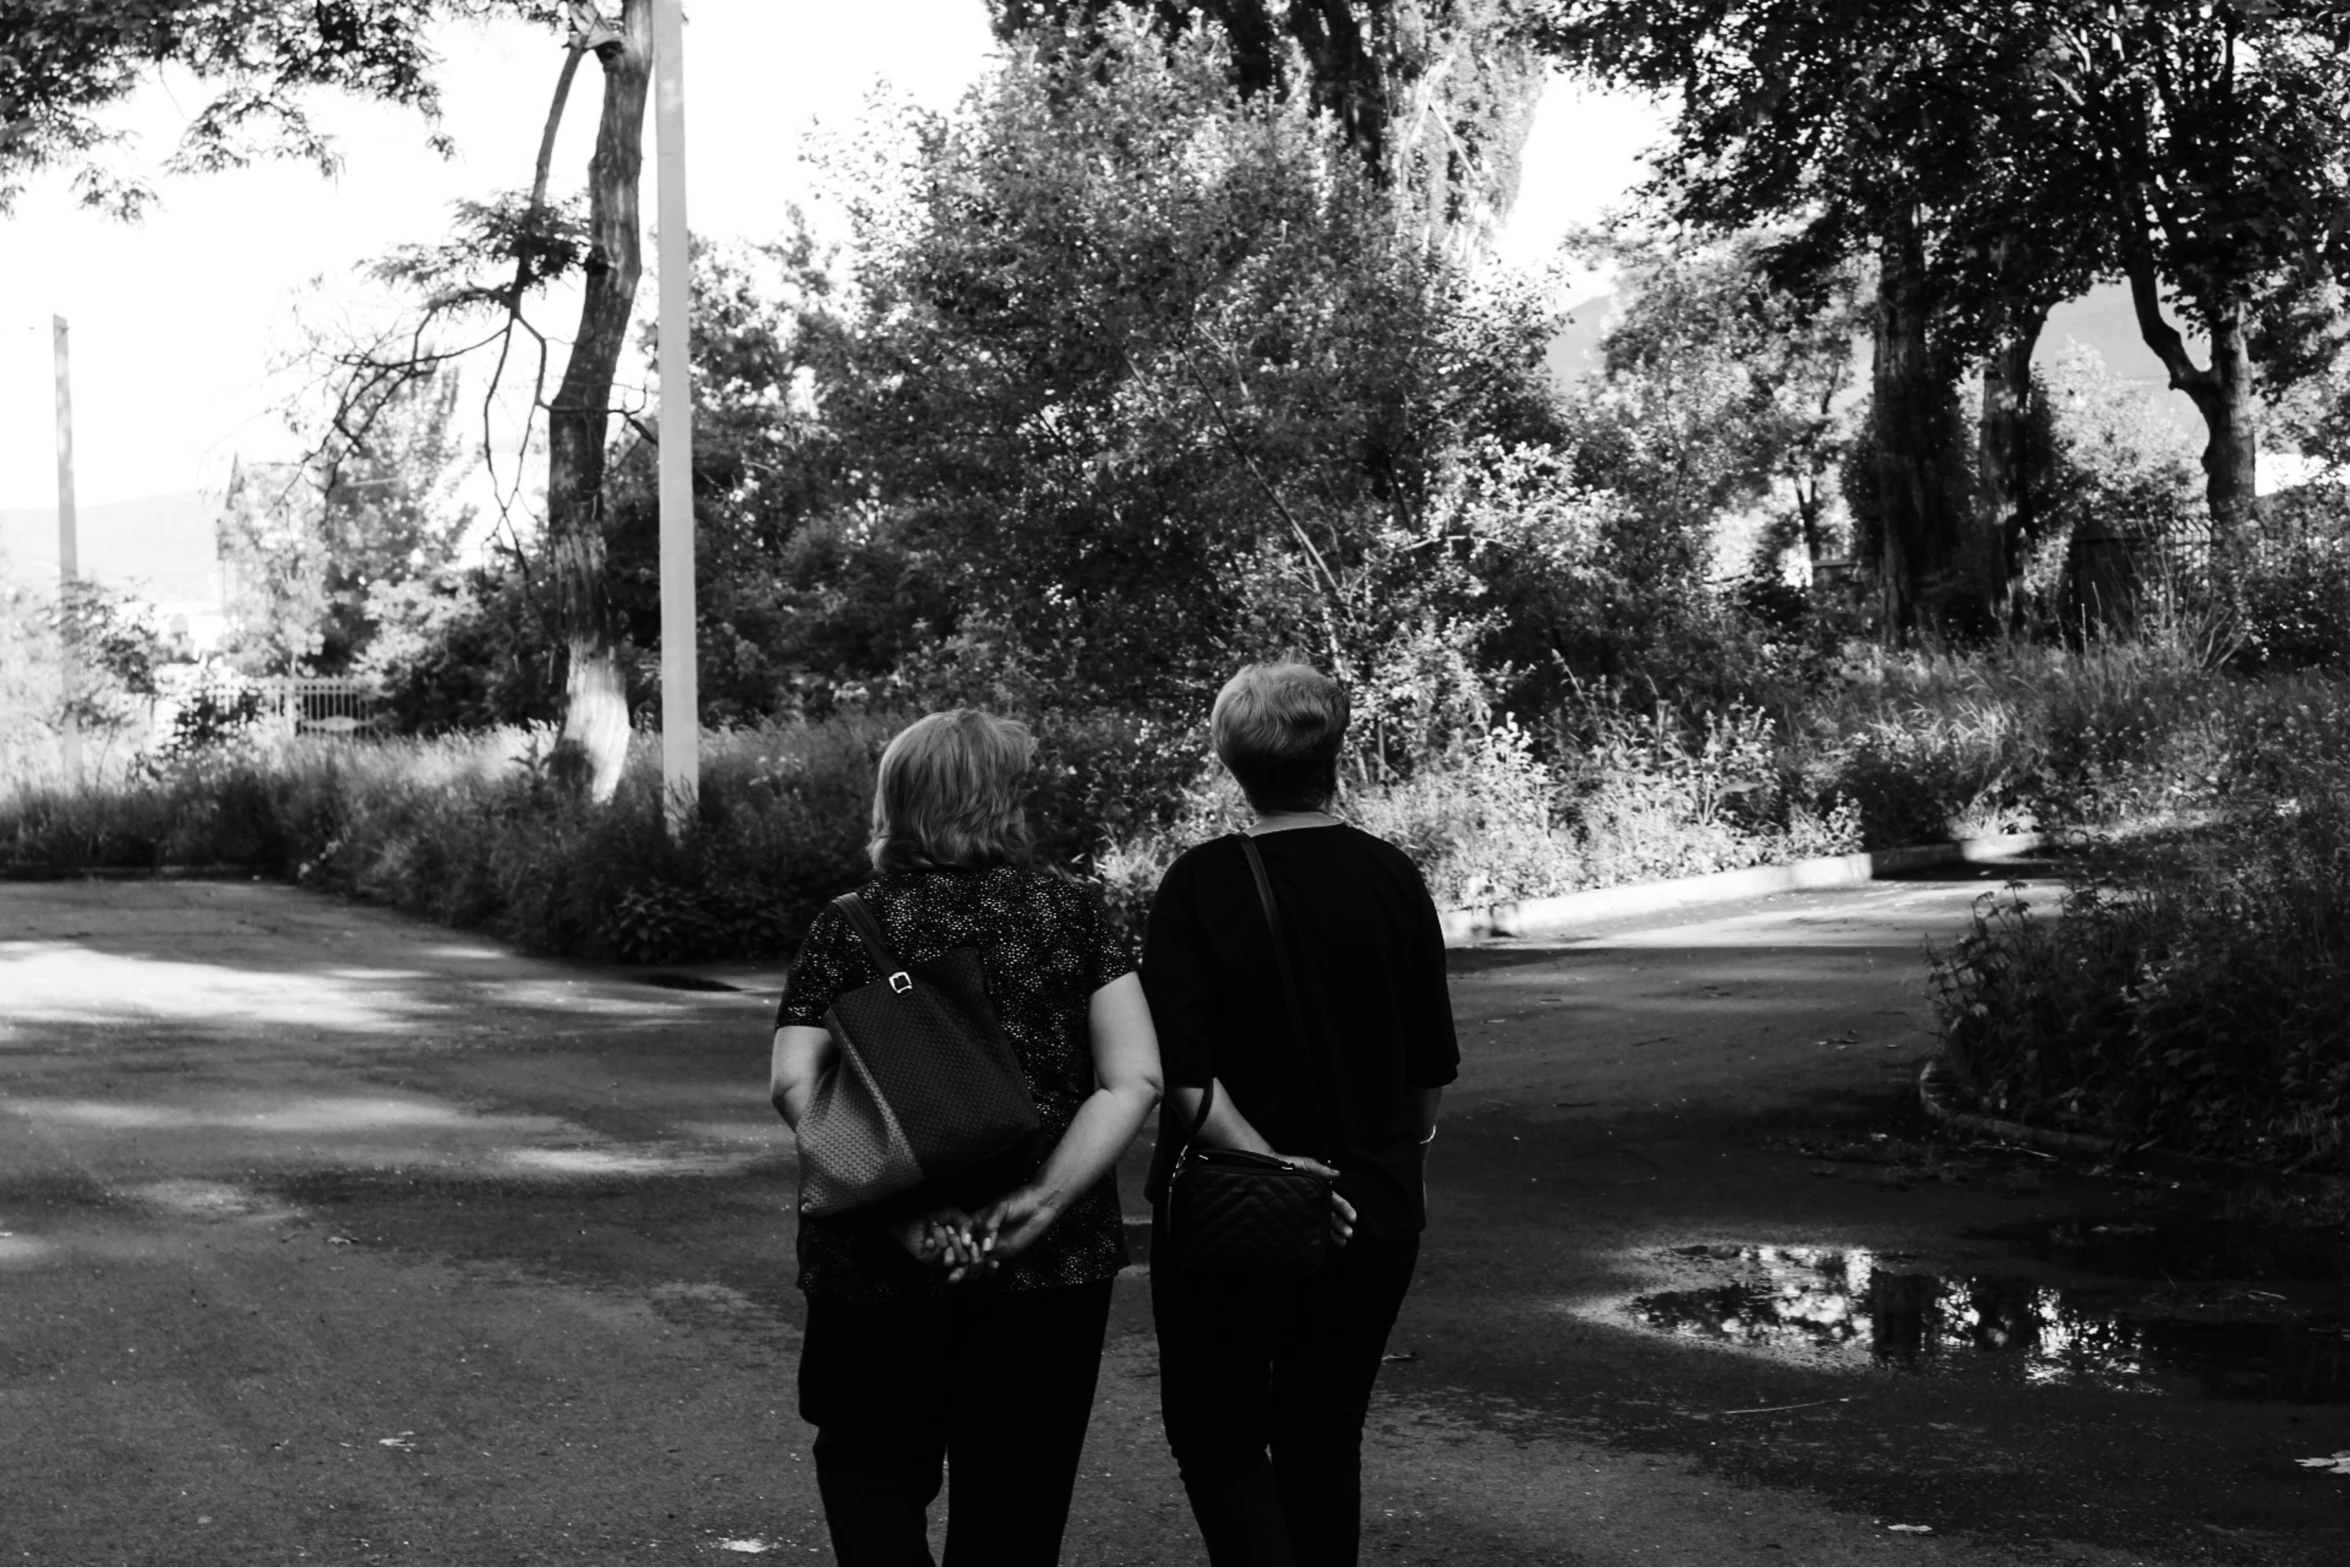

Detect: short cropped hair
868,709,1037,875
1211,663,1351,813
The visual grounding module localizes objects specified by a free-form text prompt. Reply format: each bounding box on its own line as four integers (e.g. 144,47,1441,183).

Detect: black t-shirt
1142,825,1460,1238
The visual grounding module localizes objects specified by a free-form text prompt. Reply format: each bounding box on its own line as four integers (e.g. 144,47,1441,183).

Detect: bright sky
0,4,1660,513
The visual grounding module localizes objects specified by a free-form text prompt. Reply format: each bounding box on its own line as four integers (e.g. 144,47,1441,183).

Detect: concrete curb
1915,1059,2122,1160
1918,1059,2350,1194
1437,831,2048,946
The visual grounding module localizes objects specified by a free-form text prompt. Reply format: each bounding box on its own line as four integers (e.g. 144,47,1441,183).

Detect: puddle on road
1625,1241,2350,1401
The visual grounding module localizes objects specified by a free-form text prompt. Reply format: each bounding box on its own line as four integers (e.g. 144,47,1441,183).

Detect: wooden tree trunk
1976,302,2048,628
1867,217,1961,641
547,0,652,803
2200,304,2259,542
1793,471,1826,569
2122,255,2259,546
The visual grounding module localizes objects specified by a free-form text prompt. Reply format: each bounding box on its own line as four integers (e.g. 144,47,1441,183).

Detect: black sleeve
1140,853,1217,1088
1085,882,1139,993
1403,866,1461,1088
775,903,859,1030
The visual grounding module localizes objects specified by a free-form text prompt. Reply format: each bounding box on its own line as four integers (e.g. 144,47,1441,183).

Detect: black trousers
798,1279,1115,1567
1150,1221,1421,1567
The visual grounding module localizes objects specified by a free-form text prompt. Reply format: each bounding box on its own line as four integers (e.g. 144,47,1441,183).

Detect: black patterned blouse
775,864,1137,1302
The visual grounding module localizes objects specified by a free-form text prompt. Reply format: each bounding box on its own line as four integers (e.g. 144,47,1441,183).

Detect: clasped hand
887,1185,1062,1283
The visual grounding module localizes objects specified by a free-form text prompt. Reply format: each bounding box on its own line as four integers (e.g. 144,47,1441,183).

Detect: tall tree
221,366,474,671
811,16,1559,711
329,1,649,797
990,0,1546,254
1533,2,2076,634
2034,2,2350,543
1536,0,2350,597
1569,226,1867,574
537,0,647,797
6,0,661,799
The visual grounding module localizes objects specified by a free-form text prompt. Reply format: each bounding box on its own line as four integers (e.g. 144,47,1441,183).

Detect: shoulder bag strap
832,893,913,995
1172,1077,1218,1164
1239,833,1338,1165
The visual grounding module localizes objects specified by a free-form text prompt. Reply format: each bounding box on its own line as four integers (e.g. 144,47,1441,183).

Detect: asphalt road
2,867,2345,1566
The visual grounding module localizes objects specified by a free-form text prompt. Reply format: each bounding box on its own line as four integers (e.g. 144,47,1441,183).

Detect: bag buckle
888,971,913,995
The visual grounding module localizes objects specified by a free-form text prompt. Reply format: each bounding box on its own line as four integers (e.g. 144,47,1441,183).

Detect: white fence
268,676,381,735
166,673,383,738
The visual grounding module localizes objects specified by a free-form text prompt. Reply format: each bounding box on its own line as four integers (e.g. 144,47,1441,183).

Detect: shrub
1931,790,2350,1171
1351,720,1577,906
1091,720,1578,935
1772,640,2349,844
1094,694,1871,938
2235,530,2350,673
1559,689,1862,883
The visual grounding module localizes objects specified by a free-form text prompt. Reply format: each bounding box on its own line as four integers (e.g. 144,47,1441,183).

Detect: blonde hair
1210,662,1350,812
868,709,1037,874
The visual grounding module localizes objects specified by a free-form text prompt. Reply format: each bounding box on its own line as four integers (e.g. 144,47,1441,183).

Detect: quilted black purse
794,893,1043,1227
1161,834,1338,1278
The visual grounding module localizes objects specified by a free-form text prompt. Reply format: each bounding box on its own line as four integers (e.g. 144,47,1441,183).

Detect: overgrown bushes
0,725,879,962
1922,648,2350,1172
0,709,1228,961
1930,792,2350,1173
13,647,2350,972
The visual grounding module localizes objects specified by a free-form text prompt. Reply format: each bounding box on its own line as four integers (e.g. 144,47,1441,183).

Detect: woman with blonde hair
1144,663,1458,1567
770,708,1162,1566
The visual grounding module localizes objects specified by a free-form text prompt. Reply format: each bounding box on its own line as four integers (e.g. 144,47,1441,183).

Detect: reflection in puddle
1628,1245,2350,1402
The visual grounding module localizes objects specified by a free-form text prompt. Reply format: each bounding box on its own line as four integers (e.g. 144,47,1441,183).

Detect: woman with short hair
770,708,1163,1566
1144,662,1459,1567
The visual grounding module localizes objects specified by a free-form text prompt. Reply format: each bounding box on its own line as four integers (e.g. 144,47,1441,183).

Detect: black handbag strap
1174,834,1336,1166
833,893,913,995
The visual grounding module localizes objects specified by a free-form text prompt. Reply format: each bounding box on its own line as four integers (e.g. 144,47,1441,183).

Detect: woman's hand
888,1207,994,1280
971,1184,1063,1261
1327,1188,1357,1247
1272,1155,1355,1247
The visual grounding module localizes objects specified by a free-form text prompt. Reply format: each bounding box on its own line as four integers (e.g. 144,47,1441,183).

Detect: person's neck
1246,807,1338,836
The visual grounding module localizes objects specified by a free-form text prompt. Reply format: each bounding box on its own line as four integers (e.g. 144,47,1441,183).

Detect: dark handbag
794,893,1042,1226
1161,834,1337,1278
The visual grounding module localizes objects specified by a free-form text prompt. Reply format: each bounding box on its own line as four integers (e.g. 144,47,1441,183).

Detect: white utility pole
652,0,699,837
52,314,82,786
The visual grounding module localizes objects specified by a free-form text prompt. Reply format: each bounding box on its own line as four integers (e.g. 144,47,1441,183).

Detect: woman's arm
1166,1079,1356,1246
1170,1078,1437,1164
1415,1085,1444,1144
973,971,1163,1259
1166,1080,1274,1155
769,1024,834,1128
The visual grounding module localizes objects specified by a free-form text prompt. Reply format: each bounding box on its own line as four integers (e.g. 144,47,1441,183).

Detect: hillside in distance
0,491,218,604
